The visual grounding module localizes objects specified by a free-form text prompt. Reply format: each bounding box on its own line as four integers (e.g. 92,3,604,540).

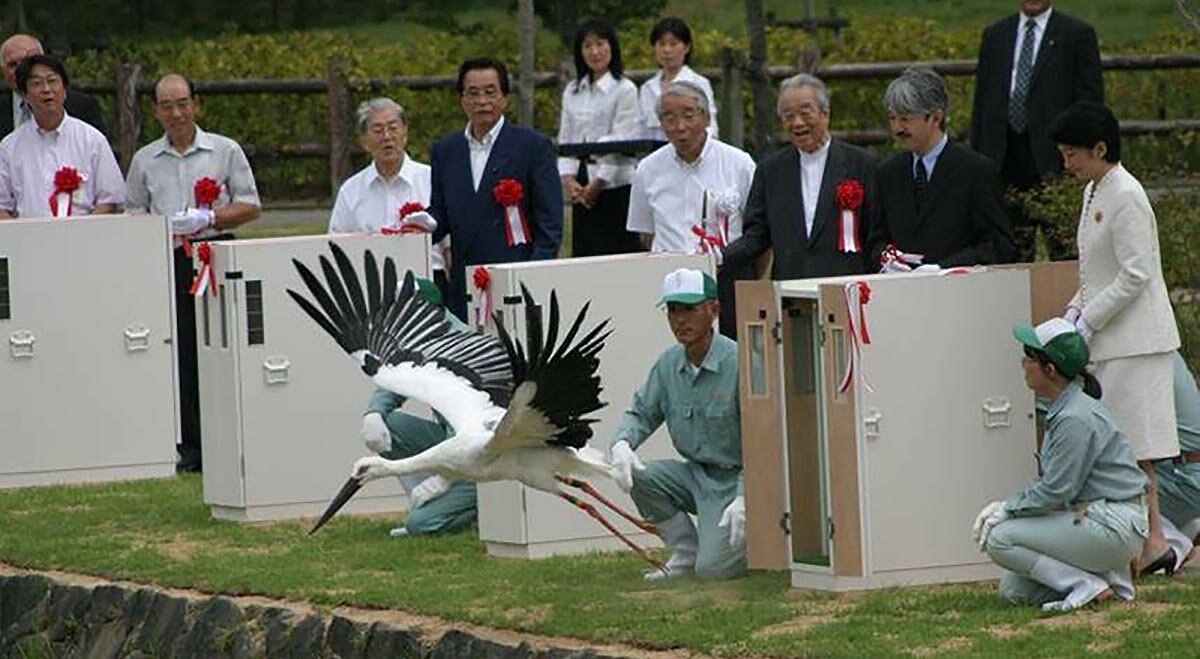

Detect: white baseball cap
659,268,717,306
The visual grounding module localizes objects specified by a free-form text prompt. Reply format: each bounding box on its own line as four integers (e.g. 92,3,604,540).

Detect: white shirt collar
367,153,416,186
465,115,505,148
673,134,714,168
578,71,616,94
1020,6,1052,31
798,137,831,163
33,109,69,136
153,125,215,157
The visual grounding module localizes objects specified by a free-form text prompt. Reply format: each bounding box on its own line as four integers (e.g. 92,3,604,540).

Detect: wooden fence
75,52,1200,197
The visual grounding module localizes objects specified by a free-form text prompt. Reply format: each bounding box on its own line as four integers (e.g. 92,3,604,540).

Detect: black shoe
1138,548,1177,577
175,456,202,474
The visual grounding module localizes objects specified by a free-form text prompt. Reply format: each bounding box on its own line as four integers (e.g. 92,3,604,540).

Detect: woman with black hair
557,18,643,257
1049,100,1182,575
974,318,1148,611
638,17,718,141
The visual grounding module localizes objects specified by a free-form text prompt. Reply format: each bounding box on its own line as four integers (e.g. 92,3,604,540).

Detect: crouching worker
609,269,746,581
1153,350,1200,573
359,278,478,537
975,318,1148,611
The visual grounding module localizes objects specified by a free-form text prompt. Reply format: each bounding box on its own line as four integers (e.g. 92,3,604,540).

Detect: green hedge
63,14,1199,200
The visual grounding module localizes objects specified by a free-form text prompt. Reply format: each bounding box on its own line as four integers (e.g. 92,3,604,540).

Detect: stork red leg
557,492,665,571
556,476,659,536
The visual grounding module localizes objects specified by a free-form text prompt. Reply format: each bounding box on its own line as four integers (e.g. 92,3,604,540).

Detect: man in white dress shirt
125,72,261,473
626,80,755,337
328,98,446,293
0,54,123,219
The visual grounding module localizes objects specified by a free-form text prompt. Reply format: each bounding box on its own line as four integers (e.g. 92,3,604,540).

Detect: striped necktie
914,157,928,212
1008,19,1037,133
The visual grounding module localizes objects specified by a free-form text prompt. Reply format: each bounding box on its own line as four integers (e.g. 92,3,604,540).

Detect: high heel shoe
1138,548,1178,577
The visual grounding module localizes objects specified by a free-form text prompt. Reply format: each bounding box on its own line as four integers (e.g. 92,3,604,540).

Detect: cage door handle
982,397,1013,429
123,324,151,352
263,356,291,384
863,408,882,440
9,330,34,358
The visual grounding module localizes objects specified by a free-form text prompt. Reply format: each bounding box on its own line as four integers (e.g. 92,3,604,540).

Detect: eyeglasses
367,120,405,136
660,110,703,127
156,98,193,112
779,104,822,122
462,87,502,101
26,75,62,91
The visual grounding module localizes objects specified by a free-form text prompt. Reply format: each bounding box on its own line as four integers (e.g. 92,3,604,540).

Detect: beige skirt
1092,352,1179,461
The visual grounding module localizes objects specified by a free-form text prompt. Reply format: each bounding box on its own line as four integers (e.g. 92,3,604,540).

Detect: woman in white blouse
638,17,718,141
558,19,643,257
1048,101,1182,576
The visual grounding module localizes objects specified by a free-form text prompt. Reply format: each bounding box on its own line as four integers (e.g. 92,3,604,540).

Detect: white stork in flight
287,242,662,569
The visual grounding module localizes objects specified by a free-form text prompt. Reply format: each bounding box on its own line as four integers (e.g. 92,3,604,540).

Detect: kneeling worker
609,269,746,580
359,278,478,537
1153,351,1200,573
975,318,1148,611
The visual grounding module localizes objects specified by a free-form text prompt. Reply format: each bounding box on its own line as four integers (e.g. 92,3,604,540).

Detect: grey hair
777,73,830,113
883,66,949,123
355,98,407,134
657,80,710,120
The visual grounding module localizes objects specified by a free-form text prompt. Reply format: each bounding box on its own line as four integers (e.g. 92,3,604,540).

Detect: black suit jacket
867,141,1015,268
724,139,877,279
969,10,1103,180
0,89,109,139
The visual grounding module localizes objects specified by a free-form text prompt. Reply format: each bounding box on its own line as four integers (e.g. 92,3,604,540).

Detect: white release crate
197,233,431,521
0,215,178,488
473,253,713,559
737,263,1077,590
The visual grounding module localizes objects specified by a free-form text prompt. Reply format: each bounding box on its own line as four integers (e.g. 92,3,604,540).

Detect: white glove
409,474,450,508
1073,316,1094,343
972,500,1009,550
399,210,437,233
1063,306,1081,325
880,259,913,274
610,441,645,493
719,495,746,550
169,207,214,236
913,263,941,273
360,412,391,454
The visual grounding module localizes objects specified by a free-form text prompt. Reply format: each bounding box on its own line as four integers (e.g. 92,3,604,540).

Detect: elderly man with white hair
723,73,878,280
329,97,448,296
626,80,755,337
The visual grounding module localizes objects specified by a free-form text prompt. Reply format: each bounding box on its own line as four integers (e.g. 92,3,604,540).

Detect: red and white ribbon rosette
691,224,726,254
838,281,873,394
879,243,925,272
494,179,531,247
836,179,865,253
189,242,217,298
471,266,492,328
194,176,221,210
48,166,83,218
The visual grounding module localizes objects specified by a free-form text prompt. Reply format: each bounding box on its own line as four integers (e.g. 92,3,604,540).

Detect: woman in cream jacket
1048,101,1181,575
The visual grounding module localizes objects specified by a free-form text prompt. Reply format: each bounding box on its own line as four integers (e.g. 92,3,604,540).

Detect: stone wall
0,574,624,659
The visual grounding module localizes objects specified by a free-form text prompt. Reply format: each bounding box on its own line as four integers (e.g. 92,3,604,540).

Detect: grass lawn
1,475,1198,657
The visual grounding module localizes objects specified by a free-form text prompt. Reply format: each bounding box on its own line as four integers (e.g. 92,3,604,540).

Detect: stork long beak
308,477,364,535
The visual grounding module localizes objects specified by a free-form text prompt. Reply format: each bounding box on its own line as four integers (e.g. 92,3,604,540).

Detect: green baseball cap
1013,317,1090,378
659,268,718,306
415,277,443,307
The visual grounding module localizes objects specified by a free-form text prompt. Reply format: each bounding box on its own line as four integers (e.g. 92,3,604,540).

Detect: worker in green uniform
975,317,1148,611
609,268,746,581
359,278,478,537
1152,351,1200,573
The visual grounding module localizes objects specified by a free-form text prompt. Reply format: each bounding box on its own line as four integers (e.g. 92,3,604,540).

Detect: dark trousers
717,263,753,340
571,185,642,258
1002,130,1072,262
173,234,235,469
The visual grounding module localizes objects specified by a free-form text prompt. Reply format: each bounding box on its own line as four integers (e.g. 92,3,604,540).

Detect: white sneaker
389,527,410,538
643,564,693,582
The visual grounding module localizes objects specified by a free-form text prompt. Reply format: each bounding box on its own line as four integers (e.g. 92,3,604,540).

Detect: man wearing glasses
428,57,563,322
0,54,124,219
126,72,261,473
625,80,755,337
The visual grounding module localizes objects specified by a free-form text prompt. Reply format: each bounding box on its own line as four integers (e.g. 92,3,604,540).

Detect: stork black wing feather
288,242,513,405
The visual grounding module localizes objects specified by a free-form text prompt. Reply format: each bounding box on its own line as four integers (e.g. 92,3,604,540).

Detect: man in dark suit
429,57,563,321
970,0,1102,261
723,73,877,280
869,67,1015,269
1,34,107,138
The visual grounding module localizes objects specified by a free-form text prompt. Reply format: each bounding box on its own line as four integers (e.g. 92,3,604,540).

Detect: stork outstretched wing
488,285,611,452
287,242,513,433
